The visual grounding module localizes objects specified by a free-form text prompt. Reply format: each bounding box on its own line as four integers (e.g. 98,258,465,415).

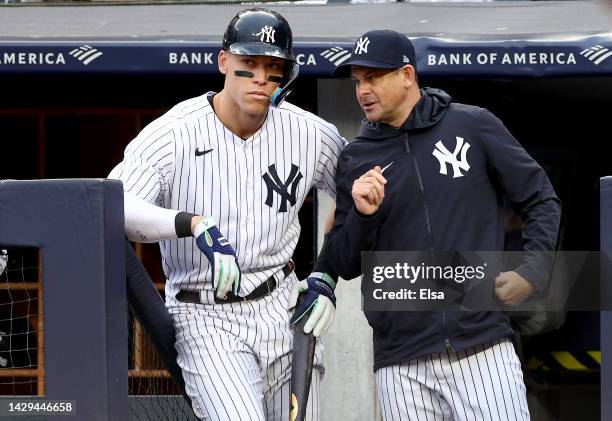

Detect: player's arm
109,120,241,299
325,153,385,280
312,120,347,202
108,132,185,243
289,205,338,337
122,191,209,243
122,192,241,299
477,108,561,304
124,191,191,243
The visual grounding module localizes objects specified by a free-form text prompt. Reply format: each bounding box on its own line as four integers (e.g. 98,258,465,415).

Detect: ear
401,65,416,89
218,51,229,75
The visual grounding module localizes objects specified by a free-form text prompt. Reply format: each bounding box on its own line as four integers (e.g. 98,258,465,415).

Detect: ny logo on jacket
432,136,471,178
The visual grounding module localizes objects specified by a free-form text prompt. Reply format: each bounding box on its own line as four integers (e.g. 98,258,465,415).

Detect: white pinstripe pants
376,339,530,421
169,273,323,421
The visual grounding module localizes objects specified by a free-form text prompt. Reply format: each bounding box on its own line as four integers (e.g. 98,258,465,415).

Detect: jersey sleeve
108,122,176,207
313,121,347,200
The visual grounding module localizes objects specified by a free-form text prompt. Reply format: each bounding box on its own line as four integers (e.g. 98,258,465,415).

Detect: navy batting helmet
222,8,299,107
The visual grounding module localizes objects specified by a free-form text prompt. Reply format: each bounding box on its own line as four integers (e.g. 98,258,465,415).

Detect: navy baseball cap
335,30,417,77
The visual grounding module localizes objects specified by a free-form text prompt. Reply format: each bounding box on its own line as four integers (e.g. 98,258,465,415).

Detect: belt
176,261,294,305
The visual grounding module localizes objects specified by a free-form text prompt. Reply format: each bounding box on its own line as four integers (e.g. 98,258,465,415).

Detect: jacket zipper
403,134,455,352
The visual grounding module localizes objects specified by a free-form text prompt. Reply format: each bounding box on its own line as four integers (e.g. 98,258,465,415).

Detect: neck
385,87,421,128
213,91,268,140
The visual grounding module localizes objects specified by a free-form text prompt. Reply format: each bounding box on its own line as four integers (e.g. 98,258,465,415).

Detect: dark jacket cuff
514,264,544,293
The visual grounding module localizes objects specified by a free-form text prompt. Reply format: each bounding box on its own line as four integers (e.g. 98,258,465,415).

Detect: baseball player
326,30,561,420
109,8,344,421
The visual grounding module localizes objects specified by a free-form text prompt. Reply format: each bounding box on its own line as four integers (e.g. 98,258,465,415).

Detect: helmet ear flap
271,63,299,107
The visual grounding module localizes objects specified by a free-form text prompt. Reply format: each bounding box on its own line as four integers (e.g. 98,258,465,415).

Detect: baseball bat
289,293,316,421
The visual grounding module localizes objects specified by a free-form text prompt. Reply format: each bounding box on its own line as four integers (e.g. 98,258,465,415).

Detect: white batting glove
194,217,241,299
288,273,336,337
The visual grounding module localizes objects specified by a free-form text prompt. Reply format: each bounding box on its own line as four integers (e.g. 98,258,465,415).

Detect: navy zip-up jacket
326,88,561,370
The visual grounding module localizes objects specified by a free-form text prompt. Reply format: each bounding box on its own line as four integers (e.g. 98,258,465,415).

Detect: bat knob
289,393,298,421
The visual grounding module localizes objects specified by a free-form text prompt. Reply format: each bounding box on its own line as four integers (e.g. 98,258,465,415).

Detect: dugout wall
0,2,611,420
0,179,127,420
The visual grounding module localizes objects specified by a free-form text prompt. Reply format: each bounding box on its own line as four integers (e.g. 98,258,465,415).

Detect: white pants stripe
170,274,323,421
376,339,530,421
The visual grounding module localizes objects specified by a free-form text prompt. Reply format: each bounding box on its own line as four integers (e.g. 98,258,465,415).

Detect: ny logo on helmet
432,137,471,178
354,37,370,55
254,26,276,43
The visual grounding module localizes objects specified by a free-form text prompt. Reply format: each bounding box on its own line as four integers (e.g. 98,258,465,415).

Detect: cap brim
227,42,294,61
333,59,399,78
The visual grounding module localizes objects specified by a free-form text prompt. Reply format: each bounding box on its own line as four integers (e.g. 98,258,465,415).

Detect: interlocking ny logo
262,164,303,213
580,45,612,66
432,137,471,178
354,37,370,55
254,26,276,43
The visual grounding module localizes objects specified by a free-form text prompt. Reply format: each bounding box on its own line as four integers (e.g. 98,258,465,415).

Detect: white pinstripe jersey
109,92,346,302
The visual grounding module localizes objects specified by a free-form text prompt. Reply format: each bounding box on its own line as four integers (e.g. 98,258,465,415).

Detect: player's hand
495,271,534,305
288,273,336,337
193,217,241,299
352,166,387,216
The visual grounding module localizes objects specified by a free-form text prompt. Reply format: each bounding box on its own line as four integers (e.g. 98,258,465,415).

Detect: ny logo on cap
254,26,276,43
354,36,370,55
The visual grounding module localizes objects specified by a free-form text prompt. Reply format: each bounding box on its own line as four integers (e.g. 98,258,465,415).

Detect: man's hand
495,271,534,305
193,216,241,299
288,273,336,337
352,166,387,215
